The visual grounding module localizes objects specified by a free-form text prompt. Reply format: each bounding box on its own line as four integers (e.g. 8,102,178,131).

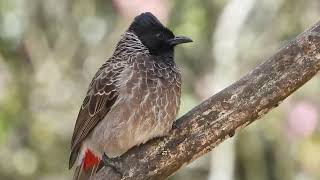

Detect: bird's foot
102,153,123,177
172,122,178,129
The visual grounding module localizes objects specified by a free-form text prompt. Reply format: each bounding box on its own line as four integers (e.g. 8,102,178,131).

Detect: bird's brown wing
69,61,124,169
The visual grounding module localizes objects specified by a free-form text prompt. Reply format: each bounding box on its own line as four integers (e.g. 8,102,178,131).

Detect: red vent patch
83,149,101,171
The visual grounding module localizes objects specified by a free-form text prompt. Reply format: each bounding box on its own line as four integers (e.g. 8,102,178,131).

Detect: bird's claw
172,122,178,129
102,153,123,177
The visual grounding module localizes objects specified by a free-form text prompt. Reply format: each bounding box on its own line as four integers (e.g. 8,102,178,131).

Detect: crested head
128,12,192,56
129,12,166,33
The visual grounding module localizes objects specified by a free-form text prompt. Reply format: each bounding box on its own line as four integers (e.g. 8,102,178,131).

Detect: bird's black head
129,12,192,56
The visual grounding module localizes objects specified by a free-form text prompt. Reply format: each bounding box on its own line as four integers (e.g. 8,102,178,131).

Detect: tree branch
94,21,320,180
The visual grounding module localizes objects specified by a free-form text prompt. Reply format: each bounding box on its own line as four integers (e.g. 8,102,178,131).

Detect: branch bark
94,21,320,180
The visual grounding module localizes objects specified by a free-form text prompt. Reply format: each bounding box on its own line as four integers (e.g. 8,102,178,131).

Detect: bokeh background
0,0,320,180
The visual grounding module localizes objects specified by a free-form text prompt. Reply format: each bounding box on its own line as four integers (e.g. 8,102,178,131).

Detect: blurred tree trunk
93,21,320,180
2,40,34,147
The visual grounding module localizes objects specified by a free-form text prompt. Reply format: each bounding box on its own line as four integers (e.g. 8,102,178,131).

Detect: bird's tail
73,150,103,180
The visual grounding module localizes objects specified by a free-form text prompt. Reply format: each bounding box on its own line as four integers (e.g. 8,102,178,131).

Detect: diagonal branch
94,21,320,180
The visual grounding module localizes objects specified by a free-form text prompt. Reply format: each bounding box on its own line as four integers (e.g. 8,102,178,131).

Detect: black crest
129,12,175,56
129,12,166,33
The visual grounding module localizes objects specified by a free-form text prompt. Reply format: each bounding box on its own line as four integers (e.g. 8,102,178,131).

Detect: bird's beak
168,36,193,46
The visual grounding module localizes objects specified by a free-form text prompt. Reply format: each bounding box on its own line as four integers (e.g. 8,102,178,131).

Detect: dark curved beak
168,36,193,46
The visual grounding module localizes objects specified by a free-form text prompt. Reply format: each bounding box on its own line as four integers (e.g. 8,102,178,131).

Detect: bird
69,12,192,180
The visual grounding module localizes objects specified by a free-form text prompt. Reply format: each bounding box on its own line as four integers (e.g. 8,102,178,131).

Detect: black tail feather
73,161,103,180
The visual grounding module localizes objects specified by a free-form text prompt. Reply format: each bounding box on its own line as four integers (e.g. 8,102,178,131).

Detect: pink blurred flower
287,102,318,138
113,0,172,24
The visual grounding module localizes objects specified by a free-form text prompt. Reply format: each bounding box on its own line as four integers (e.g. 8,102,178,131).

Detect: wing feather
69,61,123,168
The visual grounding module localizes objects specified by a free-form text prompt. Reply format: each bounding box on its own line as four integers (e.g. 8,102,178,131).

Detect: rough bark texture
93,21,320,180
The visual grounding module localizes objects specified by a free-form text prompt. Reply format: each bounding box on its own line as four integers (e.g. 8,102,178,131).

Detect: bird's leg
102,153,123,177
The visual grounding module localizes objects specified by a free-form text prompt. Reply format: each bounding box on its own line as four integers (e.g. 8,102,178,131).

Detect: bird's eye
156,33,165,40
